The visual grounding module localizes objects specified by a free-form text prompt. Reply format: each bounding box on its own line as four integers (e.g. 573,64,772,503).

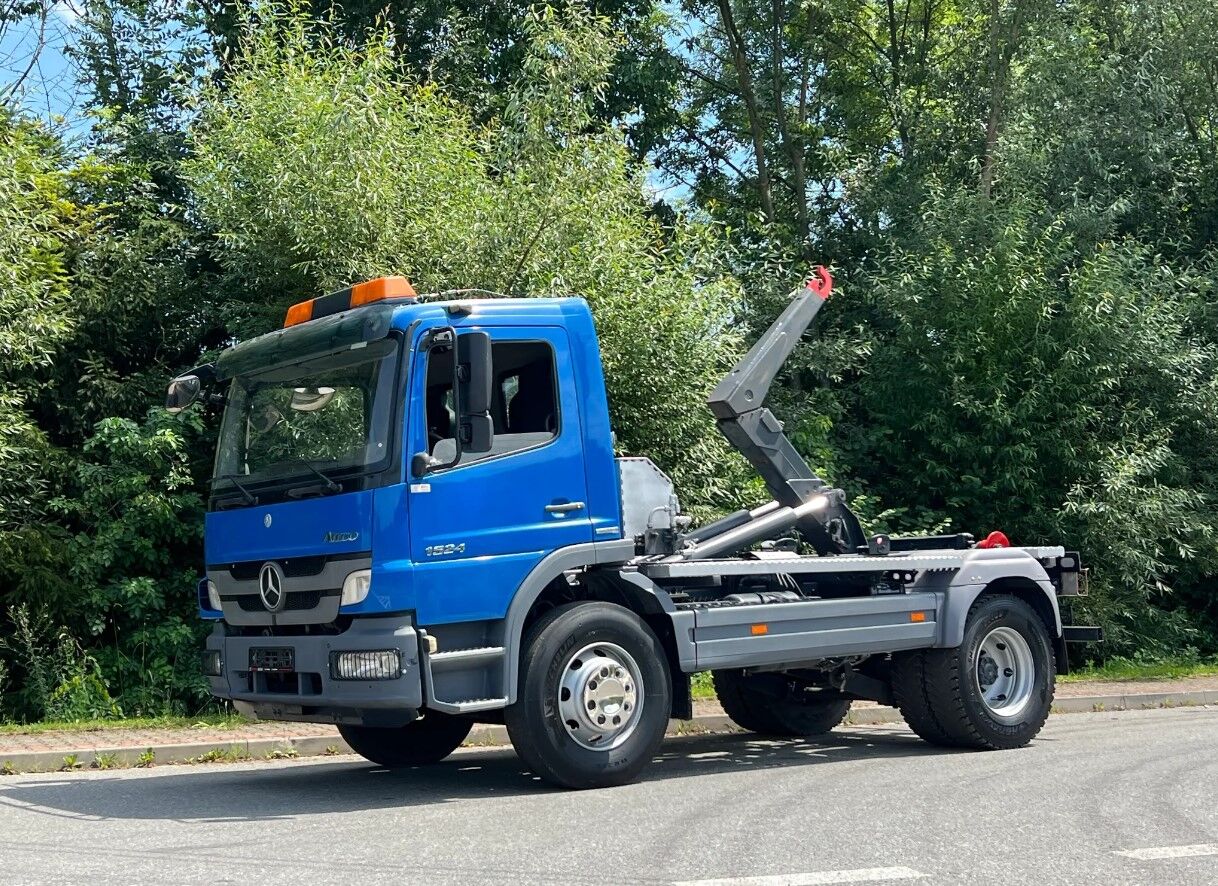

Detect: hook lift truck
168,267,1098,789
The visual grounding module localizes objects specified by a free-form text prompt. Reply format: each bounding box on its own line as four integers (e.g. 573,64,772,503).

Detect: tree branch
716,0,777,224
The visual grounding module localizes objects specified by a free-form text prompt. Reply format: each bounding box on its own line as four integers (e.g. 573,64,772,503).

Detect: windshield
213,338,399,493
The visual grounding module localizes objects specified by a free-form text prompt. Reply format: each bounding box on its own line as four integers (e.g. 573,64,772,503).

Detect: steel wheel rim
557,641,643,752
974,626,1036,723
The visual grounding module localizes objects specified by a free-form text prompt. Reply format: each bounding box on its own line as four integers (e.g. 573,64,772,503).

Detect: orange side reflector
910,611,927,623
284,300,314,327
751,624,768,636
351,276,416,307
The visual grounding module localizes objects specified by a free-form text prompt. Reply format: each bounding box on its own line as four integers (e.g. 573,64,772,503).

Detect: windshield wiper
213,473,257,505
290,458,341,494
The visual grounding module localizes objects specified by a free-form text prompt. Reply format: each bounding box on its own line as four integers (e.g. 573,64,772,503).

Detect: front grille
209,552,369,626
235,590,326,613
228,556,328,581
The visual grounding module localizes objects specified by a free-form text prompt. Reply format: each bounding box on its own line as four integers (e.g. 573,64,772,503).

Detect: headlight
198,578,222,612
341,568,371,607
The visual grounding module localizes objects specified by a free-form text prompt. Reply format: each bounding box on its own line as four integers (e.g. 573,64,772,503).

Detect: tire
338,712,472,767
505,601,671,789
712,670,851,737
891,593,1055,750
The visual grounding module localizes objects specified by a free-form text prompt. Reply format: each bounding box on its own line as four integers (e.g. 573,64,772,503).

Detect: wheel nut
587,700,595,710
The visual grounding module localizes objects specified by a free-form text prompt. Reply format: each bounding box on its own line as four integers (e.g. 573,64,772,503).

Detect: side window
423,353,454,454
424,338,559,466
497,342,558,438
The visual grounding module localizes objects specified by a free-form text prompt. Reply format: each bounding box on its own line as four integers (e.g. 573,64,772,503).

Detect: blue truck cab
195,280,635,720
171,274,1093,788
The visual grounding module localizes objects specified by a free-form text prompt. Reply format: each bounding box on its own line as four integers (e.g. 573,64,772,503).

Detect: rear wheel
891,593,1055,750
338,712,472,767
505,602,671,789
713,670,851,736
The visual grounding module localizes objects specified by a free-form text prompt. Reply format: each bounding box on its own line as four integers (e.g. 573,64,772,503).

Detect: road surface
2,707,1216,885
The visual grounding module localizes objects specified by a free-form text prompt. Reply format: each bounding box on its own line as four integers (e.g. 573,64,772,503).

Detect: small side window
426,339,558,466
499,343,557,437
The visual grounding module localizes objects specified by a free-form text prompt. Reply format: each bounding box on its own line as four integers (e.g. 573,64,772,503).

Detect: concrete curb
2,691,1215,775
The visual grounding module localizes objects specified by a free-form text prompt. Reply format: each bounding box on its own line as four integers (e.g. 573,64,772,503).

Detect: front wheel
891,593,1055,750
505,602,671,789
338,712,472,767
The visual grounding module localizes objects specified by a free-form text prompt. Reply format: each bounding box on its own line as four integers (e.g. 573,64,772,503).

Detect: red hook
976,530,1011,549
806,265,833,299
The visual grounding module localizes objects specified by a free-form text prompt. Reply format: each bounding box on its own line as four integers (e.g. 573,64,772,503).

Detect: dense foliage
0,0,1216,721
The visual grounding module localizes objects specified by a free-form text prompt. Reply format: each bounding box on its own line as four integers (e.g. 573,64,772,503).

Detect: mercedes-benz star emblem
263,513,272,528
258,561,286,613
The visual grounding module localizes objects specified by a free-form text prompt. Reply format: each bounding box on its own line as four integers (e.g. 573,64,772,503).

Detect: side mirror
413,328,494,476
457,332,493,454
458,332,492,415
411,451,438,477
415,415,492,477
460,413,493,453
166,375,202,413
165,363,217,414
290,386,336,412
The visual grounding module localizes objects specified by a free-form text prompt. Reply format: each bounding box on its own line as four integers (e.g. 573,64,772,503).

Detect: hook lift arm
706,267,867,555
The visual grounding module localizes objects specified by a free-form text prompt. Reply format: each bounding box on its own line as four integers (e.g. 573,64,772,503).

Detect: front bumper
205,615,424,727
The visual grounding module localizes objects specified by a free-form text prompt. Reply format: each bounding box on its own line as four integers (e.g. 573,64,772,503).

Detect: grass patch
192,746,250,764
691,671,716,700
0,713,250,736
1062,657,1218,683
59,754,82,771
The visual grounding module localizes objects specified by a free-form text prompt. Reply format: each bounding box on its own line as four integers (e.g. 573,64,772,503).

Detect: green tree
0,110,82,529
841,188,1218,650
186,5,753,511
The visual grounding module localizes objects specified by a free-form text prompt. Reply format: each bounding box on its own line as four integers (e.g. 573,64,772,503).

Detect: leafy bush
841,187,1218,652
51,413,210,716
1,606,120,722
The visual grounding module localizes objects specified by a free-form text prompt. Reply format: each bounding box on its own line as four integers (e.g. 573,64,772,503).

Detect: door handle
545,501,586,514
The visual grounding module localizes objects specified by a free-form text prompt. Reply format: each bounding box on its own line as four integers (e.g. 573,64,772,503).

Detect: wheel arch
502,545,692,711
940,575,1062,652
502,541,635,704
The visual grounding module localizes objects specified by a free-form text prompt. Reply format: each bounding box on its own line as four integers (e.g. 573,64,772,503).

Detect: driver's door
405,323,593,625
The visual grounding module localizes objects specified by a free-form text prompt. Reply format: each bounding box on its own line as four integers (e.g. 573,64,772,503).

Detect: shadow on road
0,725,955,822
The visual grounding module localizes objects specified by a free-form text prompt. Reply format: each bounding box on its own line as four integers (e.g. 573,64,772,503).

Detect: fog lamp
201,650,223,677
341,569,371,607
330,650,401,681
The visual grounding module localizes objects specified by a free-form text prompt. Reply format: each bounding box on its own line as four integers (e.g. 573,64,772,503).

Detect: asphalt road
1,707,1216,886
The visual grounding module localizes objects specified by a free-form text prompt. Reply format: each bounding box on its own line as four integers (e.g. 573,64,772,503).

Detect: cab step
429,646,506,670
430,696,508,715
